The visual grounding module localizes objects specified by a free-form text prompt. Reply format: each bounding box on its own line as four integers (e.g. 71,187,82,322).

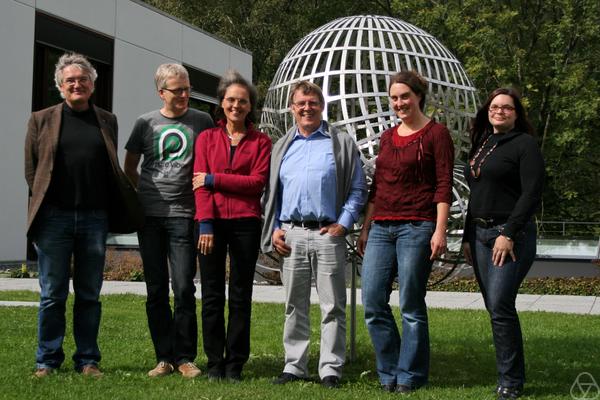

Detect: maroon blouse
369,120,454,221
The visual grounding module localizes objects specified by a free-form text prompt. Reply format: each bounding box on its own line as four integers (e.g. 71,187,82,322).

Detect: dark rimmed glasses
162,86,192,96
488,105,515,113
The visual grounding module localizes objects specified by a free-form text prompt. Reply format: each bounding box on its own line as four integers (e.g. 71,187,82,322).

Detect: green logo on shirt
155,124,192,161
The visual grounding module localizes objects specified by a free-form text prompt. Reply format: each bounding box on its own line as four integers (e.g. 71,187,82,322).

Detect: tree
388,0,600,228
144,0,600,229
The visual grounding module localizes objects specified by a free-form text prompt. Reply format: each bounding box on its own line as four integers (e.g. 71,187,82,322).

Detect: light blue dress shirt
277,122,366,230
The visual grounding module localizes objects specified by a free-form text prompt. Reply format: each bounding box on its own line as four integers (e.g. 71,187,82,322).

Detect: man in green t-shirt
124,64,213,379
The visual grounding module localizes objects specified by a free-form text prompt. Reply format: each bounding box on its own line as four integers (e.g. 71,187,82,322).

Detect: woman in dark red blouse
357,71,454,393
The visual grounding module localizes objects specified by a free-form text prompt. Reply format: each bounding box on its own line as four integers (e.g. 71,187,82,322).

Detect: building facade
0,0,252,262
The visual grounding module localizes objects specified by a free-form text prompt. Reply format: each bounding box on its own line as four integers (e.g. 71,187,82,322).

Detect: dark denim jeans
197,218,260,377
469,221,537,389
138,216,198,365
361,220,434,388
32,205,108,370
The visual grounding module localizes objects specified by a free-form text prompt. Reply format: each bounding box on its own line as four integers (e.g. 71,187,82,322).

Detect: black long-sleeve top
45,103,111,210
463,130,544,240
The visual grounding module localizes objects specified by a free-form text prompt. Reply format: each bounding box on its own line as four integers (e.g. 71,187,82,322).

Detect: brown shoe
81,364,103,378
148,361,174,377
34,367,55,378
177,362,202,378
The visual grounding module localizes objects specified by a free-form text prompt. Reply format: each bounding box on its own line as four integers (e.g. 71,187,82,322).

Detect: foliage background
144,0,600,227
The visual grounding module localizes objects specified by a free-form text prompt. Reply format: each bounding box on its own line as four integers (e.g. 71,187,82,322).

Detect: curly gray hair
54,53,97,97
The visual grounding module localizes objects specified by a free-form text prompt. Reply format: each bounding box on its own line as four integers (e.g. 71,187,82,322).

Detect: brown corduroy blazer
24,102,143,237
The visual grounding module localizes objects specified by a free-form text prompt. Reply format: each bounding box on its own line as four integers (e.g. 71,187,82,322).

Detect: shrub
8,264,34,278
434,276,600,296
104,249,144,281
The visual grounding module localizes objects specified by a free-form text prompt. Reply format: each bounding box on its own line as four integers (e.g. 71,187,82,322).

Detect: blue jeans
469,221,536,389
138,216,197,365
361,221,434,388
32,205,108,370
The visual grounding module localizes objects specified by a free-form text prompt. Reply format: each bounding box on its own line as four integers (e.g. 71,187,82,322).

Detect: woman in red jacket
356,71,454,393
193,70,271,381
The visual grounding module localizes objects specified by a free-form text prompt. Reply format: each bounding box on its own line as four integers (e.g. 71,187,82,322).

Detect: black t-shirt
45,103,111,210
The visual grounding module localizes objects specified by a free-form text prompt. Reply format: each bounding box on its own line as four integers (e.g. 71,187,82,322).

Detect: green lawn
0,291,597,400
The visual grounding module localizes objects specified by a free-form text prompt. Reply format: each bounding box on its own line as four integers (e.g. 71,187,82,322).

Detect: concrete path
0,278,598,315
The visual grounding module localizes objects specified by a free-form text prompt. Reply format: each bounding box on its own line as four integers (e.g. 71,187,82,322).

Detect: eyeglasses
293,101,321,109
64,76,90,86
224,97,250,106
162,87,192,96
489,105,515,113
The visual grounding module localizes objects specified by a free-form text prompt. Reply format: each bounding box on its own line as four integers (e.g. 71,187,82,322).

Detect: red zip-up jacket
194,120,272,222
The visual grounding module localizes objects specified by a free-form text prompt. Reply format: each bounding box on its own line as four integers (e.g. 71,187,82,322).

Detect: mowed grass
0,291,598,400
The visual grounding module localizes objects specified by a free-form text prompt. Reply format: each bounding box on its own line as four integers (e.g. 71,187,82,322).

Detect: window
32,12,114,112
186,64,219,121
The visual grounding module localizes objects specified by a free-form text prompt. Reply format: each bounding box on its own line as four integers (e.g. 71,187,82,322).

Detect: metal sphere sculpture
260,15,478,271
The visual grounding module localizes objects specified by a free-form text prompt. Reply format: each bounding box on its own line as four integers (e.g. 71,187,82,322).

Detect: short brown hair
288,80,325,107
388,71,428,110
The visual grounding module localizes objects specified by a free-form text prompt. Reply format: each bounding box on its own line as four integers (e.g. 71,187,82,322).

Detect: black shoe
497,386,522,399
272,372,302,385
207,369,224,381
321,375,340,388
381,383,396,392
226,372,242,383
396,384,415,394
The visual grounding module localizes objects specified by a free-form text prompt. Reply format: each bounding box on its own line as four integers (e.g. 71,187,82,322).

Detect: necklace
226,126,246,145
469,135,497,178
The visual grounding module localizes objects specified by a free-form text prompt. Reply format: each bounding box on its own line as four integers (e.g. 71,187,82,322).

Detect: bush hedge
11,250,588,297
434,276,600,296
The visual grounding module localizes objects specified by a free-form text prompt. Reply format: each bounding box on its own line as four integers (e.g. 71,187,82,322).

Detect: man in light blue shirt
261,81,367,388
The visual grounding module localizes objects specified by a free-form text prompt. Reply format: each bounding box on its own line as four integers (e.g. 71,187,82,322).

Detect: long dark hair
469,88,534,157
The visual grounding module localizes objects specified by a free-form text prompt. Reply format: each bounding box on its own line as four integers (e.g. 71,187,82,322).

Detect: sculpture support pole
349,254,357,362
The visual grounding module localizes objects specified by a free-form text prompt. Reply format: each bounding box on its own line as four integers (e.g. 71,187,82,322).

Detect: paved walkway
0,278,598,315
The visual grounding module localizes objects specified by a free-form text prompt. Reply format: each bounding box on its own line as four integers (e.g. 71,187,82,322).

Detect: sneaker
178,362,202,378
34,367,55,378
148,361,174,377
81,364,103,378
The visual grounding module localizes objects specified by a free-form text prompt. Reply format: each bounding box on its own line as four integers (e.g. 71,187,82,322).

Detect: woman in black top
462,88,544,400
